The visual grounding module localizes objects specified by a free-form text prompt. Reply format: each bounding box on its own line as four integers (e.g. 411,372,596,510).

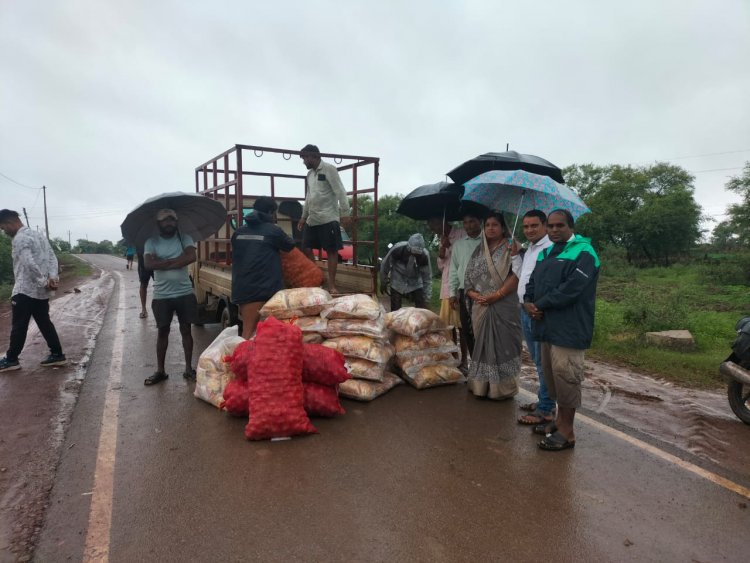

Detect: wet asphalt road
33,255,750,562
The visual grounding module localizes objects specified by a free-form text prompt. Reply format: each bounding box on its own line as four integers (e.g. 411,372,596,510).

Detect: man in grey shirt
296,144,351,294
0,209,66,372
380,234,432,311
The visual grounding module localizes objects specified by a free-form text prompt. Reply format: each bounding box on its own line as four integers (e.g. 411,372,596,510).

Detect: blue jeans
520,308,555,415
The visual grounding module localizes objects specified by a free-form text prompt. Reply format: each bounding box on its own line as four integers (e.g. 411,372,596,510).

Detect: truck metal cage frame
194,144,379,294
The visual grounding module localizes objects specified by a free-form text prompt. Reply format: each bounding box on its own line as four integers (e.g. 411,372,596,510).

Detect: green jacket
524,234,600,350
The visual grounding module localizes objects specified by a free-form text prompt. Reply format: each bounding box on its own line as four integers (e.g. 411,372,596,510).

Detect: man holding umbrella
143,209,198,386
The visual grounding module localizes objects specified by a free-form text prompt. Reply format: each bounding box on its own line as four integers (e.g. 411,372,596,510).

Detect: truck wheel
728,380,750,425
220,307,232,329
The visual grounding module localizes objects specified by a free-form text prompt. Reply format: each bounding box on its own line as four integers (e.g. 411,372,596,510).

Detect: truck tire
727,380,750,425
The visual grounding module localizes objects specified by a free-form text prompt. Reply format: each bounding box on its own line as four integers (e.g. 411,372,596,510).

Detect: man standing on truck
142,209,198,386
297,144,351,294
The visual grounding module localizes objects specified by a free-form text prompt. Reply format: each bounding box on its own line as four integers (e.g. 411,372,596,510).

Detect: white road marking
83,273,125,562
519,389,750,500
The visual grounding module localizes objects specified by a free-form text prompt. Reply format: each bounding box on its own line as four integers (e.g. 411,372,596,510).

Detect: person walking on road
297,144,351,294
125,245,135,269
0,209,67,372
463,211,522,399
142,208,198,386
137,252,153,319
231,197,296,338
524,209,600,451
448,211,483,372
515,210,555,426
379,234,432,311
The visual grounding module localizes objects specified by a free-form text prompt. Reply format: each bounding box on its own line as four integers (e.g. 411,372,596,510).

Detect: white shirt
516,234,553,303
11,226,59,299
302,161,351,226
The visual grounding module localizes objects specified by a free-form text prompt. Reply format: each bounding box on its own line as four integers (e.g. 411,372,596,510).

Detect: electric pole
22,208,30,227
43,185,50,241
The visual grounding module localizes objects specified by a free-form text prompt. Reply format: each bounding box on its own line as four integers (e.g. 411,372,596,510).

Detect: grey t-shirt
144,234,195,299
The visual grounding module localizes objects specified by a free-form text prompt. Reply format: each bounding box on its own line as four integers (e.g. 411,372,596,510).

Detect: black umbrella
396,182,464,221
121,191,226,251
447,151,565,185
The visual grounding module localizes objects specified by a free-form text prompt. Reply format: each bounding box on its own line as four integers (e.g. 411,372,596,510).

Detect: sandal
538,431,575,451
139,311,147,319
518,411,554,426
519,402,538,412
183,369,196,381
532,422,557,436
144,372,168,386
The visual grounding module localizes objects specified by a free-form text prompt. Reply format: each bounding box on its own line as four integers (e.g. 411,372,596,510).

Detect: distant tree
96,240,115,254
566,162,702,265
75,239,98,254
49,237,71,253
714,162,750,247
0,234,12,285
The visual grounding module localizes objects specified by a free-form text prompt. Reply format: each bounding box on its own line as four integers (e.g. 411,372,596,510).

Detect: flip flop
538,431,575,451
183,369,196,381
519,402,538,412
139,311,147,319
532,422,557,436
518,411,554,426
144,372,168,386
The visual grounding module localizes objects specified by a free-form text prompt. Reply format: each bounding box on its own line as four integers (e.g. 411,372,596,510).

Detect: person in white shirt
0,209,66,372
296,144,351,294
515,210,555,426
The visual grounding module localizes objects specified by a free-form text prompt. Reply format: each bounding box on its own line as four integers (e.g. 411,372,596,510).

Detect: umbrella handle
510,190,525,241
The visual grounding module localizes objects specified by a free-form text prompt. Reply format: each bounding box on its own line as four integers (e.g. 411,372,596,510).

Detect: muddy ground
1,256,749,562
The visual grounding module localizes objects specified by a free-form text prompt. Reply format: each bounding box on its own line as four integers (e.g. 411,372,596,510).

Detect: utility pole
506,143,510,151
43,185,50,241
22,207,30,227
68,230,71,248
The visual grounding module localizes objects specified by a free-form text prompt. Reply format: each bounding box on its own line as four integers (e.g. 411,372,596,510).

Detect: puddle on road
520,355,750,480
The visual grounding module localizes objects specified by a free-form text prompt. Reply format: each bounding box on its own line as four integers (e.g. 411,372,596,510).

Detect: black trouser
458,289,475,355
7,293,63,361
390,288,426,311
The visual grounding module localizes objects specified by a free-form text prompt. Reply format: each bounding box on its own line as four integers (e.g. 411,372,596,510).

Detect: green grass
591,262,747,388
0,254,93,301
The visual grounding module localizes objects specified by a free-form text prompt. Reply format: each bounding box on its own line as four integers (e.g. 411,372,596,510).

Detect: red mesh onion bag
303,382,345,417
281,247,324,288
227,339,255,382
302,343,351,386
220,378,250,417
245,316,317,440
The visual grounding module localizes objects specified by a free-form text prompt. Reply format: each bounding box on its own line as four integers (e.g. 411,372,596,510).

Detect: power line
688,167,743,174
0,171,41,190
662,149,750,161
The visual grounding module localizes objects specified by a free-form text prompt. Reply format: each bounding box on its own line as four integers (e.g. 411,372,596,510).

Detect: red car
312,227,354,263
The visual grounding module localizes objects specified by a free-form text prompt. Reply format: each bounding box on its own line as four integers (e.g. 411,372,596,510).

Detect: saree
464,236,522,399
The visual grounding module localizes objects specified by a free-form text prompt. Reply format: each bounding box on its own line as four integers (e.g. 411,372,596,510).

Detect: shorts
151,293,198,329
137,254,154,285
540,342,585,409
302,221,343,251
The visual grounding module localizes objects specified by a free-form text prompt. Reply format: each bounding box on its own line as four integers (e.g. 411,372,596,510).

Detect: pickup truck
191,144,379,327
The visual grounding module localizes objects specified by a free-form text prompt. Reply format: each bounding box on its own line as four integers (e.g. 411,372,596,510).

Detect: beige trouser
540,343,585,409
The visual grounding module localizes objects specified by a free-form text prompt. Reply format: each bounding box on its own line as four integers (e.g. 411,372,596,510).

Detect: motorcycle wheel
727,380,750,425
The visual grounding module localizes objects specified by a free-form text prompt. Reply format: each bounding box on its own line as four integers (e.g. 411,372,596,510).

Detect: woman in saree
464,211,523,399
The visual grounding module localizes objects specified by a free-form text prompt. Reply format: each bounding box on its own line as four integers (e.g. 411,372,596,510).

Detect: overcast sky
1,0,748,244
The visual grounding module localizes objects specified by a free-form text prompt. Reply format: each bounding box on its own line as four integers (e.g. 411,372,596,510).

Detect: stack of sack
319,294,402,401
222,316,350,440
194,326,246,408
260,287,332,344
385,307,464,389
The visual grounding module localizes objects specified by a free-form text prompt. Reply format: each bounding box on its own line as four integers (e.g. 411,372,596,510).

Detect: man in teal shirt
448,211,483,370
143,208,198,386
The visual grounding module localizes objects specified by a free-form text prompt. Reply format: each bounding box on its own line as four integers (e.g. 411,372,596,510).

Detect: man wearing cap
0,209,67,372
142,208,198,386
297,144,351,294
379,233,432,311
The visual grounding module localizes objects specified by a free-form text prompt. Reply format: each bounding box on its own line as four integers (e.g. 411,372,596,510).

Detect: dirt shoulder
0,258,107,562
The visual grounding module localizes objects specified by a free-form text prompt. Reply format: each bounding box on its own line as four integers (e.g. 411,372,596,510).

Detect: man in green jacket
524,209,600,451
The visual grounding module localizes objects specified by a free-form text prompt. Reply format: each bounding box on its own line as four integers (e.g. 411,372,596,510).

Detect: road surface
3,254,749,562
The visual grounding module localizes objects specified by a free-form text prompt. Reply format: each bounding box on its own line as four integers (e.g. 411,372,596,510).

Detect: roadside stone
645,330,696,351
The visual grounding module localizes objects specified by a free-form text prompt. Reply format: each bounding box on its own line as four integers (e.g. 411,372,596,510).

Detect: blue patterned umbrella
462,169,590,219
